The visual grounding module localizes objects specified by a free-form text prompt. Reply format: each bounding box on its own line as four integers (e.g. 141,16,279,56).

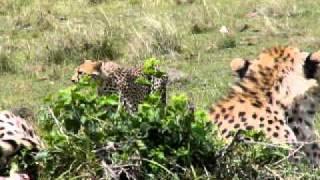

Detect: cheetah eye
78,71,84,75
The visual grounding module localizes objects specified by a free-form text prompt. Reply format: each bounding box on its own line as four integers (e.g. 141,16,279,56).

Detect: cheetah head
230,50,320,82
229,47,320,106
71,60,102,83
71,59,122,83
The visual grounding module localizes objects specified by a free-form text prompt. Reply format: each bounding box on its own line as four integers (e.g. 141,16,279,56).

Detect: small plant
84,27,126,61
142,57,165,77
0,51,16,74
217,36,237,49
136,57,165,86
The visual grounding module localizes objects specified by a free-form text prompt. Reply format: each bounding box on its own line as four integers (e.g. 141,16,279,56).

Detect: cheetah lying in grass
0,107,44,180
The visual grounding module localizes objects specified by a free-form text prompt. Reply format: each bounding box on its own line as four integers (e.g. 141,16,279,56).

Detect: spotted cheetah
209,46,320,147
0,107,44,180
71,60,168,112
230,51,320,166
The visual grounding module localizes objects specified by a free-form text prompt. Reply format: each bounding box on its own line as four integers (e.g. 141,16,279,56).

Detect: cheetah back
209,46,318,144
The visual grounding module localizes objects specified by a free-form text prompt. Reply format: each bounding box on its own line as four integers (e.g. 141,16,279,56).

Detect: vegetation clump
10,59,312,179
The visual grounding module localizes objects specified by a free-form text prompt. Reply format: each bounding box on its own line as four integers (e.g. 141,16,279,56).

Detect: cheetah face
71,60,122,83
230,51,320,82
71,60,102,83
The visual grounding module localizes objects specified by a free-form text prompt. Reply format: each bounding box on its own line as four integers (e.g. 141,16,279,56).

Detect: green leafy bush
30,59,319,179
36,75,223,179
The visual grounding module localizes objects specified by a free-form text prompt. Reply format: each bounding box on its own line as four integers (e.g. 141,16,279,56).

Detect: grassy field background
1,0,320,111
3,0,320,178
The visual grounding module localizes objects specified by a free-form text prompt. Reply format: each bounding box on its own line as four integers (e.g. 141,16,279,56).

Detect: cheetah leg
286,121,320,166
299,129,320,167
265,124,304,163
286,96,320,166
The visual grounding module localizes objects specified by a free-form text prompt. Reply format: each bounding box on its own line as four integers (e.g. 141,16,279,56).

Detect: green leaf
142,57,165,77
34,151,50,160
135,75,151,86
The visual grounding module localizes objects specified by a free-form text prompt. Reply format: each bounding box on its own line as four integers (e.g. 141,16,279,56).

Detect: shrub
36,75,222,179
22,58,318,179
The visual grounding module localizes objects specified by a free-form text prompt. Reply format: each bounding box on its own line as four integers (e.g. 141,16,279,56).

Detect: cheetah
209,46,320,147
229,51,320,166
71,60,168,112
0,107,44,180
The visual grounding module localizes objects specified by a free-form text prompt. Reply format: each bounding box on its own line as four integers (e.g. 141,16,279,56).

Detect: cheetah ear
94,61,103,70
304,51,320,79
230,58,251,78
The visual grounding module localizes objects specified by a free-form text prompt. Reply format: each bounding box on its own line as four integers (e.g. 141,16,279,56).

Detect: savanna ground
2,0,320,179
3,0,320,110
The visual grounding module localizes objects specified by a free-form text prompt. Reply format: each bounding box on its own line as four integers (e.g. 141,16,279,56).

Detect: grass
1,0,320,107
0,1,318,130
1,0,319,109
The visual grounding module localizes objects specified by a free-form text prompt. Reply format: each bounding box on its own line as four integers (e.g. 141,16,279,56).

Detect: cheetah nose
71,79,77,83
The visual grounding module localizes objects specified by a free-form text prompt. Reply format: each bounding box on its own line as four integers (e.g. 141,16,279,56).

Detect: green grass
0,0,319,128
1,0,320,116
2,0,320,111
